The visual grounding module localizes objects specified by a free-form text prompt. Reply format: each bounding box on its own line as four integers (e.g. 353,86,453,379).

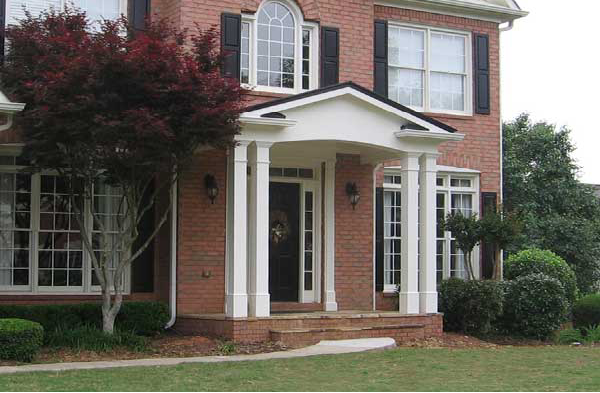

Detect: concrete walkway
0,337,396,375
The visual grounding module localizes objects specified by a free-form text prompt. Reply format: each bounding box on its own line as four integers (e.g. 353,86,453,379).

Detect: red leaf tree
1,8,244,333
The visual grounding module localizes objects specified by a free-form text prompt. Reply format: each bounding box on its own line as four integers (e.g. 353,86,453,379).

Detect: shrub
439,278,504,335
573,294,600,329
504,249,578,307
45,325,148,352
582,325,600,344
0,319,44,362
0,302,169,338
502,273,569,339
555,328,583,345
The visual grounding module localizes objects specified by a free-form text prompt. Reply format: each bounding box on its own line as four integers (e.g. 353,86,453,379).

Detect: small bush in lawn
502,273,569,339
0,319,44,362
555,328,583,345
46,325,148,352
439,278,504,335
581,325,600,344
573,294,600,329
504,249,578,307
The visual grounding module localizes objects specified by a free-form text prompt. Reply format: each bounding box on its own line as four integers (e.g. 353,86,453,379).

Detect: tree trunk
492,245,502,280
101,284,124,334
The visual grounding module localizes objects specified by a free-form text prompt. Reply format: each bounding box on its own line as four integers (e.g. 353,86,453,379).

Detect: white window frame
381,169,480,291
241,0,319,94
0,154,131,295
5,0,128,26
387,22,473,116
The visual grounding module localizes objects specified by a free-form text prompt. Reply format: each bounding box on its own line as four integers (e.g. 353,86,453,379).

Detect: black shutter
375,187,384,292
0,0,6,64
373,20,388,97
221,13,242,80
474,33,490,114
131,0,150,31
481,192,497,279
320,26,339,87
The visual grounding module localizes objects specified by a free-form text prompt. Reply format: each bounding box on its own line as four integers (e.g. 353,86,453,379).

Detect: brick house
0,0,527,344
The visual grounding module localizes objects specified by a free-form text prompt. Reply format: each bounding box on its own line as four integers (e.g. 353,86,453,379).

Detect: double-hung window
241,0,318,93
0,153,131,294
6,1,125,28
388,24,472,115
381,171,479,290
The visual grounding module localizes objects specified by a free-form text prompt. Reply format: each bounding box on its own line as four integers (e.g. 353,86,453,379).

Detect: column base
248,293,270,317
419,291,438,314
399,291,420,314
226,294,248,318
324,290,338,311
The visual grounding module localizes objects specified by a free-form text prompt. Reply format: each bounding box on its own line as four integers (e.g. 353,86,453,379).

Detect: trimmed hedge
439,278,504,335
0,319,44,363
504,249,578,307
573,294,600,329
502,273,569,339
0,302,169,338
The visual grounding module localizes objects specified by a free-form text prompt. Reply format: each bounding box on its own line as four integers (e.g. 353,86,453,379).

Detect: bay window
382,170,479,290
241,0,318,93
388,24,472,115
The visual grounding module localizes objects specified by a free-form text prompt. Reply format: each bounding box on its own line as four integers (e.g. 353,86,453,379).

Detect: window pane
389,68,424,108
431,33,466,74
384,190,402,286
430,72,465,111
240,22,250,84
389,27,424,69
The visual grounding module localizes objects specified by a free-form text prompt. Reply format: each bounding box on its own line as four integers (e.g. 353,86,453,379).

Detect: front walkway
0,338,395,375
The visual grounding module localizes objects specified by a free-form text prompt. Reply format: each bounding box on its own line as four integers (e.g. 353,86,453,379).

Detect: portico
223,82,464,318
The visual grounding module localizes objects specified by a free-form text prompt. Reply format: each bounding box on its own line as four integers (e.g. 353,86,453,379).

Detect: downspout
165,180,178,329
496,19,513,280
372,163,382,311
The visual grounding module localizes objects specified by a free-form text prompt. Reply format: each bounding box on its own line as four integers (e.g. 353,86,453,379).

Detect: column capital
254,141,274,149
235,140,252,147
419,153,440,173
400,152,421,171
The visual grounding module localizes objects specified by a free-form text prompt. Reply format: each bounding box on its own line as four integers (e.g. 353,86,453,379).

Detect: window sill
245,89,294,100
423,112,475,121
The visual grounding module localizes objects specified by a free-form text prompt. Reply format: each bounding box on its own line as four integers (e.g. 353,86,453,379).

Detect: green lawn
1,347,599,391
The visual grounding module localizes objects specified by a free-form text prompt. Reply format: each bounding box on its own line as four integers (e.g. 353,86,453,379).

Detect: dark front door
269,182,300,302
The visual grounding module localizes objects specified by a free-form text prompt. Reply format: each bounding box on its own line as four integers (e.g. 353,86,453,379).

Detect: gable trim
244,81,458,134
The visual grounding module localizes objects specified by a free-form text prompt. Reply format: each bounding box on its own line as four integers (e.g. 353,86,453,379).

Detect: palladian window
241,0,318,93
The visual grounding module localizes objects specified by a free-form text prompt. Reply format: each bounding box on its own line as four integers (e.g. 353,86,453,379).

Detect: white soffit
374,0,528,23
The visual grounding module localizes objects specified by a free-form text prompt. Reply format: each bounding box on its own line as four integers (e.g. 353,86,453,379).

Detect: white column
324,159,338,311
225,141,250,318
399,153,420,314
247,141,272,317
419,153,439,314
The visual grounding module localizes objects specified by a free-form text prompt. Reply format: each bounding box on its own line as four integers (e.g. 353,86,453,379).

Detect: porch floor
178,310,431,321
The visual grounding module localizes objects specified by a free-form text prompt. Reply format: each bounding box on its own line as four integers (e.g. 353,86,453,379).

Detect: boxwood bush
0,319,44,363
572,294,600,329
439,278,504,335
0,302,168,338
502,273,569,339
504,249,578,307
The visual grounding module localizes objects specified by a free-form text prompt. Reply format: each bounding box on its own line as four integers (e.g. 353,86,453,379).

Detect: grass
1,346,600,391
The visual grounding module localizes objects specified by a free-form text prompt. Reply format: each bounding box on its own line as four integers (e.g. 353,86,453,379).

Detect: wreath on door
270,210,290,244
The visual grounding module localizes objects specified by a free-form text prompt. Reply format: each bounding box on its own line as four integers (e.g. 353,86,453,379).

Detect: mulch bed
0,332,567,367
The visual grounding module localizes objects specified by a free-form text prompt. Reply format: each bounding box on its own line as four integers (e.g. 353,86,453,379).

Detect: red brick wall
177,149,228,314
334,154,374,310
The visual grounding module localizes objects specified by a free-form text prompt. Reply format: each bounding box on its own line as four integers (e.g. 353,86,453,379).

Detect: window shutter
373,20,388,98
131,0,150,31
481,192,497,279
375,187,384,292
473,33,490,114
221,13,242,80
0,0,5,64
320,26,339,87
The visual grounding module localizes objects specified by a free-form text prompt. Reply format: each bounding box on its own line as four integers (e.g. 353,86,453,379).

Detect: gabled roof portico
226,82,464,319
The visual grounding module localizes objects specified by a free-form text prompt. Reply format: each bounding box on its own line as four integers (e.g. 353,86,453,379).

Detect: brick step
270,323,425,346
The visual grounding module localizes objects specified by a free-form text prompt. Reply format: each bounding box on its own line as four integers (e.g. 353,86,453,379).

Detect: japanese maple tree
1,8,244,333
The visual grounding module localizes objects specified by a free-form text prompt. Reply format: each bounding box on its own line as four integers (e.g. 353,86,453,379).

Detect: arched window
241,0,318,93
